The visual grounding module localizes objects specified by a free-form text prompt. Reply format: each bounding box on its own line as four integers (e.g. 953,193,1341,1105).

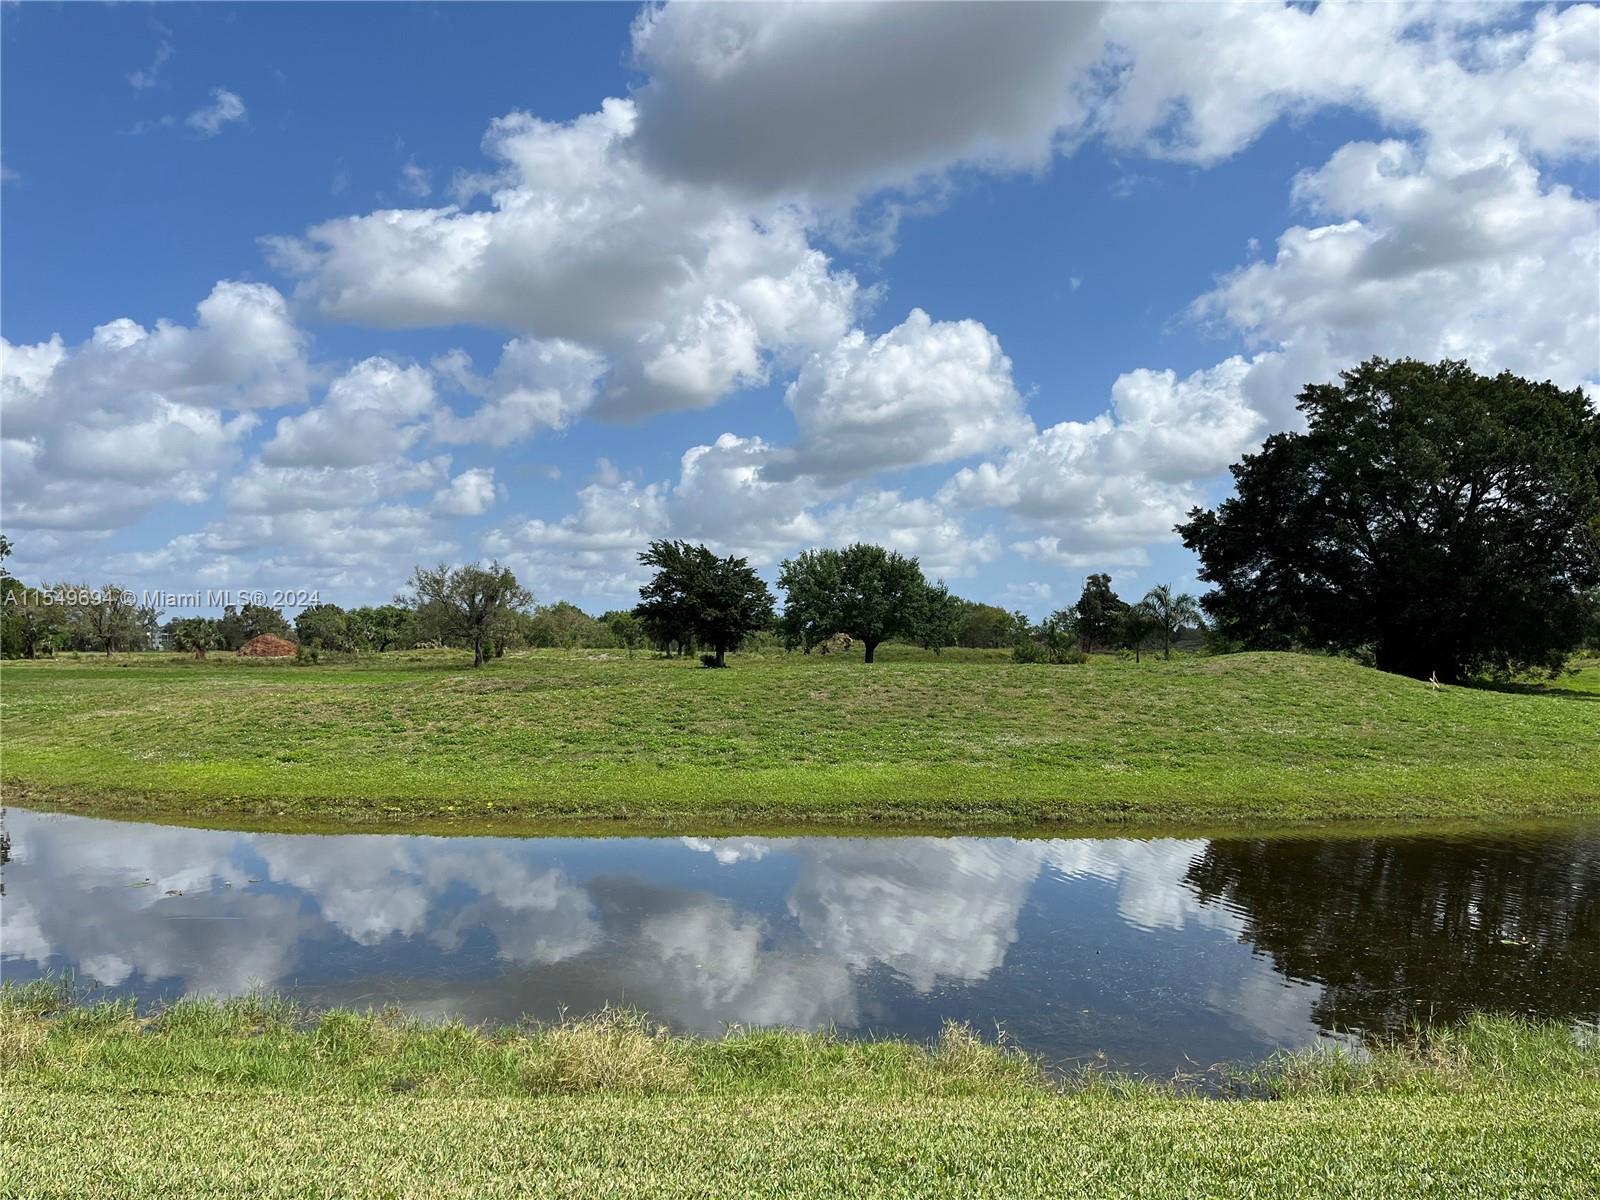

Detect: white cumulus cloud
432,467,503,518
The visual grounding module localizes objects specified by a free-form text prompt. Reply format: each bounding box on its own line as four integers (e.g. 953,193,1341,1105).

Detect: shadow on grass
1466,679,1599,702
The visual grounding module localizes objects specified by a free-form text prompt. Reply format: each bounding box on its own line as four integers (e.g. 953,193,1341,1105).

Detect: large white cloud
432,467,503,518
3,281,308,427
267,99,861,418
263,358,436,468
1096,2,1600,166
627,3,1600,203
629,1,1106,197
1196,138,1600,404
228,455,451,516
432,337,607,446
941,355,1265,556
773,309,1033,483
486,428,1001,596
1,281,307,535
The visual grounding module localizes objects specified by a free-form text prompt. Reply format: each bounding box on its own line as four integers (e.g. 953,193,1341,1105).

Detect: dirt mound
237,634,297,658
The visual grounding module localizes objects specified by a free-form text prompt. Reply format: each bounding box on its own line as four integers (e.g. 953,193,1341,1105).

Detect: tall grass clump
1228,1016,1600,1099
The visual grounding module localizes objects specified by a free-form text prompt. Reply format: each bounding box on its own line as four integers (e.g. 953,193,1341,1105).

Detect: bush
1012,638,1086,665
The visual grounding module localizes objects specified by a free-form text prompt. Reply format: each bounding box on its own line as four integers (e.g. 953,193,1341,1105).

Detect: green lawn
2,648,1596,831
4,987,1597,1198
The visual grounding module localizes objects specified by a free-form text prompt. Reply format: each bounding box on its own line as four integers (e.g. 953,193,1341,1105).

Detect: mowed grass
4,984,1598,1198
2,647,1596,830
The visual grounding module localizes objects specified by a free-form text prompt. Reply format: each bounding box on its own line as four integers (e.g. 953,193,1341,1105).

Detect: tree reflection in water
1183,832,1600,1036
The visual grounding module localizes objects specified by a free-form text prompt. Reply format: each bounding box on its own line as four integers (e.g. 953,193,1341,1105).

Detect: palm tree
1138,584,1204,660
1120,604,1160,663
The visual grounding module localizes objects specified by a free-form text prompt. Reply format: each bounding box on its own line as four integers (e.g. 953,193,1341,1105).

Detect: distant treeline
0,534,1196,667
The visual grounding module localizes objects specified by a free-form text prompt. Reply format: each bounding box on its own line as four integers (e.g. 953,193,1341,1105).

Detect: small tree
955,602,1017,649
294,604,350,652
1,585,63,660
347,604,412,652
915,581,963,655
1120,604,1160,663
404,562,534,668
636,540,773,668
1013,610,1083,664
607,611,645,658
1138,584,1204,660
71,584,150,655
1072,574,1126,653
171,617,219,660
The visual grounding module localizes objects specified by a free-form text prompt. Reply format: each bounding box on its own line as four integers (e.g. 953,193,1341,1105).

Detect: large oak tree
778,543,929,664
1179,358,1600,680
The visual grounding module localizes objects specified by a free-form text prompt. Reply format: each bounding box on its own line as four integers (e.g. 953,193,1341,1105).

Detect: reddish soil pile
237,634,297,658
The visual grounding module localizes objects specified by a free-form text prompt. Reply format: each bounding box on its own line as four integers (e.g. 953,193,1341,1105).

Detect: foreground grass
4,985,1597,1198
2,648,1596,831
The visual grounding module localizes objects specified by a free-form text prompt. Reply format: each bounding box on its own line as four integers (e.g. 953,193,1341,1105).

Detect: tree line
627,538,1204,668
0,567,163,659
0,534,1199,669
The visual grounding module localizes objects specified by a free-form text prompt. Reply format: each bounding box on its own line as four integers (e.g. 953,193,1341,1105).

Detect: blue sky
3,2,1596,617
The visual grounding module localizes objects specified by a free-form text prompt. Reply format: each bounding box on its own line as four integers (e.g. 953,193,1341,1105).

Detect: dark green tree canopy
775,548,844,653
778,543,928,663
217,603,293,650
635,540,773,667
955,601,1021,649
294,604,350,652
1071,574,1126,652
915,580,962,654
346,604,412,653
1179,358,1600,680
170,616,219,660
631,539,701,655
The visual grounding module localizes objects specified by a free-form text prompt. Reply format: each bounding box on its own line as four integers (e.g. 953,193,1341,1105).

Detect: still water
4,808,1597,1073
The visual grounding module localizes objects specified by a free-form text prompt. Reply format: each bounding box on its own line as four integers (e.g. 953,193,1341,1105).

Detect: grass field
3,647,1596,831
4,984,1597,1198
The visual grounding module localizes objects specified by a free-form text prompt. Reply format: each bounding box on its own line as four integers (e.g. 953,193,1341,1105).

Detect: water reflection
4,808,1596,1072
1185,834,1600,1034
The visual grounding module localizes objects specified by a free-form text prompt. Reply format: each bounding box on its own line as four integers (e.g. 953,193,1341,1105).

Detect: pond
4,807,1597,1074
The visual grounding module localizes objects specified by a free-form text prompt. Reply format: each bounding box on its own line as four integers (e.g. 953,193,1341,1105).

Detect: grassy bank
2,649,1596,832
4,985,1597,1197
